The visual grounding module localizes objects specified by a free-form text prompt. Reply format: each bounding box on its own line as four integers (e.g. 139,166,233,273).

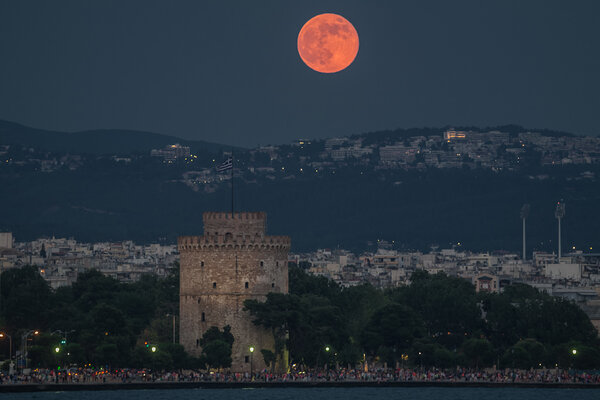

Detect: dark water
3,387,599,400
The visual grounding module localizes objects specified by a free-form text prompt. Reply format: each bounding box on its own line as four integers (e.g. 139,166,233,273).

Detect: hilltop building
0,232,13,249
150,143,191,161
178,212,290,372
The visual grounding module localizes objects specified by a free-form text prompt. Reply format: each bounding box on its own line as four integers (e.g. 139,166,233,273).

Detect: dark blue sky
1,0,599,147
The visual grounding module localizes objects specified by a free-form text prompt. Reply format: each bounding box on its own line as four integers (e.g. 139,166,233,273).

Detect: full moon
297,13,359,74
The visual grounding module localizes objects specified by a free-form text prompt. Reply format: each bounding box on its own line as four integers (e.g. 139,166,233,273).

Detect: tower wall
178,212,289,372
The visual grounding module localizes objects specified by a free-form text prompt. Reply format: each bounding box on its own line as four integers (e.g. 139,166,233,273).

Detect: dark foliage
246,267,600,369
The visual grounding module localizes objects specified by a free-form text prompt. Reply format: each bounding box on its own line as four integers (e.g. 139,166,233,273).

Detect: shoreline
0,380,599,392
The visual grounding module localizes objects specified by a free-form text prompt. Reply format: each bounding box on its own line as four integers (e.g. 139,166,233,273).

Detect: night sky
1,0,599,147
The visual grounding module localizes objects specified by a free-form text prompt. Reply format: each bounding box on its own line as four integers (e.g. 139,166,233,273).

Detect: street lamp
324,346,331,370
249,346,255,376
21,330,39,369
51,329,74,344
555,202,565,260
151,346,157,353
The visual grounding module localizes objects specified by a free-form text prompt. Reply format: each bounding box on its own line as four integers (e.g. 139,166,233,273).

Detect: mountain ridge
0,119,237,155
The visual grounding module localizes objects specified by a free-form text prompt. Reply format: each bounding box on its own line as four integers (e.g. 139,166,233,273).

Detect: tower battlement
203,212,266,237
178,234,290,250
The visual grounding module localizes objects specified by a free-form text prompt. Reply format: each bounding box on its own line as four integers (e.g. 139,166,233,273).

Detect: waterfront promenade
1,369,599,392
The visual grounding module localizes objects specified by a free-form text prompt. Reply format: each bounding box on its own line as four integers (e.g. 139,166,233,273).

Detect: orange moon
297,13,359,73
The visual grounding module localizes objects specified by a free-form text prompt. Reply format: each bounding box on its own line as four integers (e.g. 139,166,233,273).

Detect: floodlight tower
555,202,566,260
520,204,530,261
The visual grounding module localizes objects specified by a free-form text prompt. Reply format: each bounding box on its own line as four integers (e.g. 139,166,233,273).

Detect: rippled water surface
3,387,600,400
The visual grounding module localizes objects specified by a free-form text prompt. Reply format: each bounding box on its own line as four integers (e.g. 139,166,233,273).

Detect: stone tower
178,212,290,372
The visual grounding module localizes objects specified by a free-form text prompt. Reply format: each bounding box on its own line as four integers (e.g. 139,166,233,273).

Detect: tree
199,326,234,370
461,338,494,369
502,339,546,369
394,271,482,348
261,349,276,371
362,303,425,365
244,293,297,371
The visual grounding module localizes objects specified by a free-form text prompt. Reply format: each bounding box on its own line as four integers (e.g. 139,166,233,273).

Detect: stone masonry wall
178,212,289,372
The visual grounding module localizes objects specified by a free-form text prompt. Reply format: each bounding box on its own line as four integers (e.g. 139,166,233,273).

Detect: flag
216,157,233,172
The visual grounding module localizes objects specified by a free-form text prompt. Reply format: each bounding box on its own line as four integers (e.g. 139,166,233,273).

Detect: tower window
196,339,199,347
245,282,249,289
271,283,275,288
245,356,249,363
213,282,217,289
276,261,279,266
201,312,205,322
197,298,201,304
260,261,264,267
201,261,205,267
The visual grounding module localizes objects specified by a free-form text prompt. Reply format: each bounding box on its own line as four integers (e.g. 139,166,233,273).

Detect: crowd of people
1,367,599,385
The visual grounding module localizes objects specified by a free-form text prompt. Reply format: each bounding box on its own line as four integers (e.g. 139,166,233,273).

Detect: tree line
244,267,600,370
0,264,598,371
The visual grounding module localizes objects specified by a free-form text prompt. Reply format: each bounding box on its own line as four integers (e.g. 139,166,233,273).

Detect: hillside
1,120,599,253
0,119,234,155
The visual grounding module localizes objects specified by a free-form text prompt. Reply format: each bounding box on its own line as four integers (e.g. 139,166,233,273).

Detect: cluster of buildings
1,226,599,338
150,143,192,162
293,246,600,332
3,129,599,187
177,129,600,192
319,129,600,170
294,246,600,289
0,233,177,288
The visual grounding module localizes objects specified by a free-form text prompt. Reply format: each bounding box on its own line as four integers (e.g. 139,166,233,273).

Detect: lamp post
166,313,176,343
555,202,565,260
21,330,39,369
520,204,530,261
249,346,255,376
51,329,74,345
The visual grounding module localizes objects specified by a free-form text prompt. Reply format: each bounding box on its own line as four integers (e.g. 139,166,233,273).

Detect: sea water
3,387,599,400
